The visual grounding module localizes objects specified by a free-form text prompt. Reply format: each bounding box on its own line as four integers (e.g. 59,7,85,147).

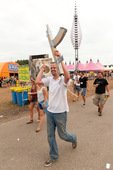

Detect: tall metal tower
71,2,82,70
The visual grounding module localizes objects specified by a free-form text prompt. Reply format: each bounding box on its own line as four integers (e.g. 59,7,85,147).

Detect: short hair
98,71,103,75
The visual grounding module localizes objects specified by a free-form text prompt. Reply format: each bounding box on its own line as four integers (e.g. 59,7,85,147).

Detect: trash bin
10,87,18,104
24,86,31,98
15,88,28,106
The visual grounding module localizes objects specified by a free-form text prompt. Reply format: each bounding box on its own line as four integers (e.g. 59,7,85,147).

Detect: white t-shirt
42,76,69,113
73,75,80,86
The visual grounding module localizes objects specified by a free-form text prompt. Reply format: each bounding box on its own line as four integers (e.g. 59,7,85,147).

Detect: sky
0,0,113,65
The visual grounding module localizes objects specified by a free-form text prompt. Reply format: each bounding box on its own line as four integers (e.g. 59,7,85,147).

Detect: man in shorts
36,50,77,167
73,71,81,101
93,72,110,116
79,72,89,107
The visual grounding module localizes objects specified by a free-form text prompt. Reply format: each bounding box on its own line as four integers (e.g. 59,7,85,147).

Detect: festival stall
10,65,30,106
0,62,19,77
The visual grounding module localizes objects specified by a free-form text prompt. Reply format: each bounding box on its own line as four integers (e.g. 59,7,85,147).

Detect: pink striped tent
84,61,88,68
96,60,105,70
76,61,85,71
65,63,75,71
85,59,100,71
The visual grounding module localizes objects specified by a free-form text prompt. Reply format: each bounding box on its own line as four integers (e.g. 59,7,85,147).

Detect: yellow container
14,87,29,93
22,86,31,90
22,88,28,91
10,87,17,91
14,87,23,93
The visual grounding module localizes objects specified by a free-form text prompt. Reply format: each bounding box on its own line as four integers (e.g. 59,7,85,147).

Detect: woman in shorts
27,78,40,124
35,84,48,132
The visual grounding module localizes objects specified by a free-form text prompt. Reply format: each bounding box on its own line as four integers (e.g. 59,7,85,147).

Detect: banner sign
19,65,30,82
8,64,18,72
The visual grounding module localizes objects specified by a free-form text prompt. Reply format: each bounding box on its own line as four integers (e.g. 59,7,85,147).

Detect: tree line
15,60,29,65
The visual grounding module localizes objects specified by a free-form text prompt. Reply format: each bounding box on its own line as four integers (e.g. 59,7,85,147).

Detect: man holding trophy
36,50,77,167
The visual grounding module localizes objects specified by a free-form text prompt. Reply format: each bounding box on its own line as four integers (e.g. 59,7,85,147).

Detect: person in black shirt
93,72,110,116
79,72,89,107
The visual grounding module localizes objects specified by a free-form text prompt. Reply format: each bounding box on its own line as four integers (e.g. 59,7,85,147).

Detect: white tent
104,66,111,71
109,66,113,70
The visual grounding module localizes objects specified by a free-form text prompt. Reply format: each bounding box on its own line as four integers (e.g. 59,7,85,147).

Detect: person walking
79,72,89,107
36,50,77,167
27,78,40,124
35,84,48,132
93,72,110,116
73,71,81,101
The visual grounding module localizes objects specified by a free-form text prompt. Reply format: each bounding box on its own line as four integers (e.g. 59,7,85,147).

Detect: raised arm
54,50,70,84
36,65,45,85
61,61,70,84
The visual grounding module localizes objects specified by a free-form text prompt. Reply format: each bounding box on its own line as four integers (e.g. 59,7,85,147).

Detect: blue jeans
38,100,48,114
47,111,77,160
81,88,87,96
74,85,81,92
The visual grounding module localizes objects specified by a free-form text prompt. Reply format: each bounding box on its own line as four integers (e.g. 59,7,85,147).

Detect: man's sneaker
44,158,54,167
82,103,86,107
99,111,102,116
72,140,77,149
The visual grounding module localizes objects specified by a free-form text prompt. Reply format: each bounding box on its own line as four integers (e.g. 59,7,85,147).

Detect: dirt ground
0,78,113,125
